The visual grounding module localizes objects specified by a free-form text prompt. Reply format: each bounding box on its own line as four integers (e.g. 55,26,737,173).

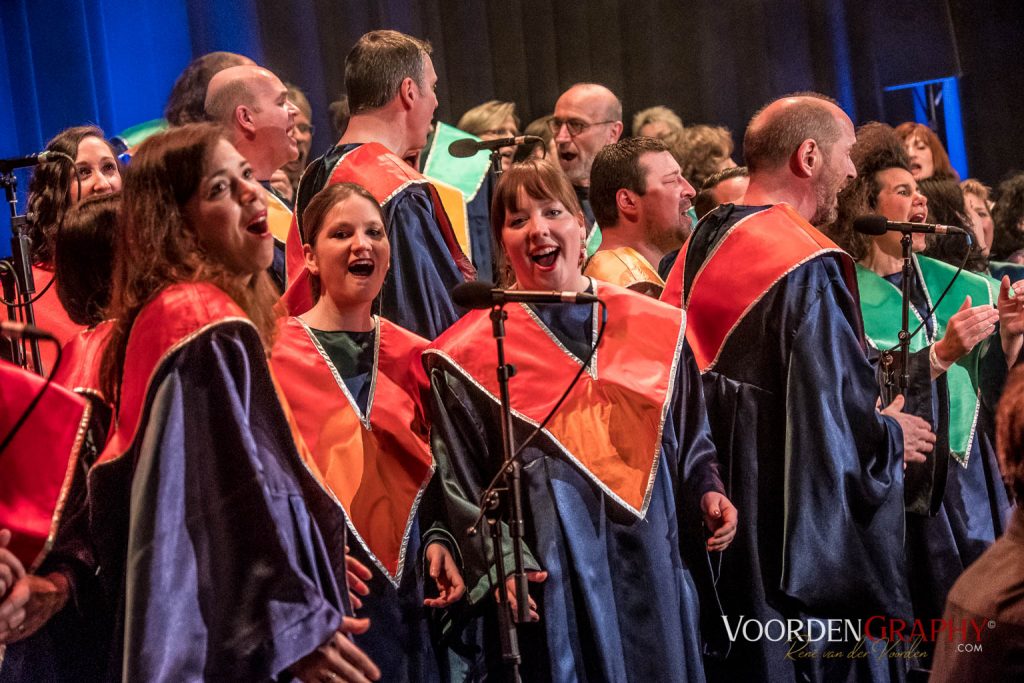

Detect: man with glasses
551,83,624,232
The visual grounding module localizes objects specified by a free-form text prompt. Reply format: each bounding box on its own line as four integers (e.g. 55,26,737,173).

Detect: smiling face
501,188,588,292
249,71,299,174
810,111,857,227
304,194,390,312
874,167,929,251
71,136,121,202
183,139,273,278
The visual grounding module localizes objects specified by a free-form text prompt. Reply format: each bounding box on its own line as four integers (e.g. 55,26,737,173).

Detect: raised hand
998,277,1024,365
933,295,998,366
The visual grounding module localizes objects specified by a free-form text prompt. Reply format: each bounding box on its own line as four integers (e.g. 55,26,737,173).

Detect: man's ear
398,76,417,111
791,138,819,179
609,121,624,143
235,105,256,136
616,188,639,221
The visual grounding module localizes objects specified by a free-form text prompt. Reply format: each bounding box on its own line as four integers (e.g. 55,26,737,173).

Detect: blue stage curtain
0,0,263,254
3,0,1022,254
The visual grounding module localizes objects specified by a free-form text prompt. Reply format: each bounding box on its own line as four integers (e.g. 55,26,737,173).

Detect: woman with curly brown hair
828,123,1020,674
3,126,121,374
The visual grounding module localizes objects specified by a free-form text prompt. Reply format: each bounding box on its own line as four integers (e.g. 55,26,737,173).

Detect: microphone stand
1,169,42,375
481,304,527,683
897,232,913,392
881,232,913,403
489,147,505,179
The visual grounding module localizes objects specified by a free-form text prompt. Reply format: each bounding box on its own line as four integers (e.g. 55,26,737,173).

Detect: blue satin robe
83,322,350,681
427,301,724,682
884,272,1013,638
683,205,912,683
308,329,449,682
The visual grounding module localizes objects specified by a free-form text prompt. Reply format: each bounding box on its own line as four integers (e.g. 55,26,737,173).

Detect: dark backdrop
255,0,1024,189
2,0,1023,251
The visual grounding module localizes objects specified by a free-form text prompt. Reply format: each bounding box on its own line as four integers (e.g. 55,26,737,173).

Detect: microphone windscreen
451,280,497,309
852,214,889,236
448,138,481,158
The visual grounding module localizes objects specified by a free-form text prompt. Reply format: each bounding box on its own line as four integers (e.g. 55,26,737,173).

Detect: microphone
853,214,966,236
0,151,58,172
0,321,56,341
448,136,544,159
452,281,598,309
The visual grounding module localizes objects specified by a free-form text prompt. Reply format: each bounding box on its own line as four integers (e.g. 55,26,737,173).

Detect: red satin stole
283,142,474,315
0,266,86,375
270,316,433,583
95,283,253,466
662,204,855,372
427,282,683,518
53,320,114,402
0,359,90,568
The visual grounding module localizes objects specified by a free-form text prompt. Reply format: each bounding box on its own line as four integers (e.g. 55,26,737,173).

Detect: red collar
0,360,90,569
663,204,855,372
96,283,250,465
271,316,432,583
53,320,114,402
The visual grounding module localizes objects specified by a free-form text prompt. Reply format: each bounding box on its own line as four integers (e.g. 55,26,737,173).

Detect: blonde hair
631,106,683,138
457,100,519,136
961,178,991,203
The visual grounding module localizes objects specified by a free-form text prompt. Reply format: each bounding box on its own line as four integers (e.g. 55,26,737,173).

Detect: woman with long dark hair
1,123,379,682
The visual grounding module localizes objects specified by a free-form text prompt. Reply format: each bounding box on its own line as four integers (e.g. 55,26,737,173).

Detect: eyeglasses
547,117,617,137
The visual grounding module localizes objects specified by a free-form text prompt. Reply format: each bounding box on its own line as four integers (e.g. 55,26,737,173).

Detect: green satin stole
856,254,996,466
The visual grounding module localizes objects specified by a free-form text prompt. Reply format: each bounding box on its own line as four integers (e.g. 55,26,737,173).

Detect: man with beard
551,83,623,233
288,30,474,340
661,93,936,682
585,137,695,297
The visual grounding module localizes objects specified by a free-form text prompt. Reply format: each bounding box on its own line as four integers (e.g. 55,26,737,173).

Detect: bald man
551,83,623,230
662,94,935,683
205,65,299,188
205,65,299,291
